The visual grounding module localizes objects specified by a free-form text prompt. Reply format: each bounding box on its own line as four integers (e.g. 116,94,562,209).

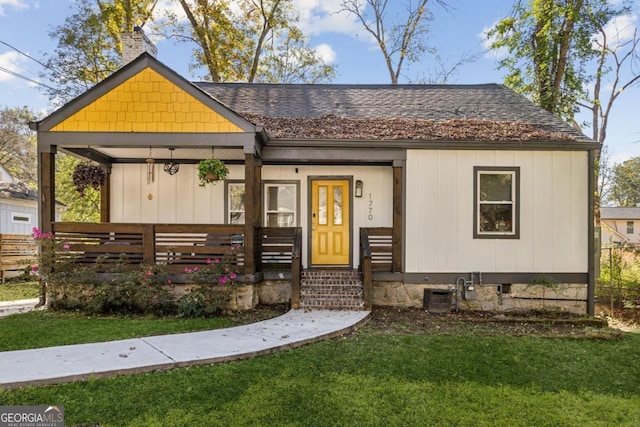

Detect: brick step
301,298,365,310
299,270,365,310
301,288,363,297
301,279,362,285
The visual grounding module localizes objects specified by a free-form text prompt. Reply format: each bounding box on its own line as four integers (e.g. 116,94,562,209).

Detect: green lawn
1,312,639,426
0,281,39,301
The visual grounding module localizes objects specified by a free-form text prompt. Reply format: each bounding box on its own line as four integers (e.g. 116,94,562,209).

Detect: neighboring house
0,164,64,235
0,164,39,235
32,51,598,315
601,207,640,246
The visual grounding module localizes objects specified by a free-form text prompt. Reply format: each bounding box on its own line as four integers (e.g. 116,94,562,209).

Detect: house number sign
368,193,374,221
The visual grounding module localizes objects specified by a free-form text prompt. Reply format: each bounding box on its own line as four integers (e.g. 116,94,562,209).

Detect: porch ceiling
62,146,246,164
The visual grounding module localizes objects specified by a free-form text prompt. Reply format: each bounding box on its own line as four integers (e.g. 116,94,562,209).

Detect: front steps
300,270,365,310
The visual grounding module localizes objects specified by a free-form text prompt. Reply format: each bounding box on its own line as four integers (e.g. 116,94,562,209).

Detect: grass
0,311,238,351
0,280,39,301
1,311,639,426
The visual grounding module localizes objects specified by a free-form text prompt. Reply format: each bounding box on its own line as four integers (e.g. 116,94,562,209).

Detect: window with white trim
627,221,634,235
264,182,298,227
11,212,32,224
227,182,245,225
474,167,520,239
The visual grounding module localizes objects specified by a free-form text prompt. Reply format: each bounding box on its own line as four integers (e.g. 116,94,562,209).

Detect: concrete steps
300,270,364,310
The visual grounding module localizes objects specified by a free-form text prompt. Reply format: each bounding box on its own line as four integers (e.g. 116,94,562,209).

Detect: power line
0,39,85,91
0,66,63,94
0,39,65,80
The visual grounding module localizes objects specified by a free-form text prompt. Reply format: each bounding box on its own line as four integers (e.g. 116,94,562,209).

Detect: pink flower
214,258,220,264
184,267,192,273
206,258,212,264
230,273,237,280
31,265,38,272
218,276,228,285
167,279,172,285
193,266,199,272
63,243,70,250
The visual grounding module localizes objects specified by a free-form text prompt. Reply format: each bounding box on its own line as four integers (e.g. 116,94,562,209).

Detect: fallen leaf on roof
241,113,579,142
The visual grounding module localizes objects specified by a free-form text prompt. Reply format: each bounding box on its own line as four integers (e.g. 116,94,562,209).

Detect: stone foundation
173,280,291,311
372,281,588,314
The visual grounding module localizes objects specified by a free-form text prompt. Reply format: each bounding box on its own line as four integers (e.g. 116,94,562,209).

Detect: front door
311,179,350,266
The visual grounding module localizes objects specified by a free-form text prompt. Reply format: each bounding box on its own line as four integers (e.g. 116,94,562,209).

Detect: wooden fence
0,234,37,283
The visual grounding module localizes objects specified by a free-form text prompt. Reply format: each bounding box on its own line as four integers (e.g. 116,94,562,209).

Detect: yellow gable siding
51,68,243,133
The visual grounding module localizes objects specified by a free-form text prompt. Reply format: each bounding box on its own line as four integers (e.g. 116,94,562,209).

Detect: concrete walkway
0,309,370,390
0,298,39,317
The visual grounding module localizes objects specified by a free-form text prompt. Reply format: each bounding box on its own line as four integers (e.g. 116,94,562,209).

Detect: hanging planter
72,161,105,197
197,158,229,187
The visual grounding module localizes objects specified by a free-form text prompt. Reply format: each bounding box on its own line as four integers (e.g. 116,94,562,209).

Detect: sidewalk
0,309,370,390
0,298,39,317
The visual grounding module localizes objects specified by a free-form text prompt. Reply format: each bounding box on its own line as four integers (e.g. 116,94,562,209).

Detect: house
32,51,598,315
601,207,640,246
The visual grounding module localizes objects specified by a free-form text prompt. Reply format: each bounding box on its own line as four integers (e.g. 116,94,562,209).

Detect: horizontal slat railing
361,227,393,272
0,234,37,282
51,223,245,273
260,227,299,271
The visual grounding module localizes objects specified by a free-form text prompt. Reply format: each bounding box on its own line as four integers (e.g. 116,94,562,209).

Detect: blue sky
1,0,639,162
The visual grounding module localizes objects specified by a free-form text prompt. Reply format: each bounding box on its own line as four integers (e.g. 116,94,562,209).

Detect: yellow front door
311,179,350,265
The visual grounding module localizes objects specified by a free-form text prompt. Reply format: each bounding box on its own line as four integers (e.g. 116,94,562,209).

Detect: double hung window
474,167,519,238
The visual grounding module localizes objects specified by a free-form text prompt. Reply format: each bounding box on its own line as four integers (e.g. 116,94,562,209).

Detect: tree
166,0,335,83
56,155,101,222
488,0,640,225
609,157,640,206
488,0,620,122
39,0,158,104
338,0,448,84
0,106,37,186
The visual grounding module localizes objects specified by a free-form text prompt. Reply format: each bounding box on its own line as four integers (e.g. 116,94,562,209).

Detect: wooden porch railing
359,227,394,310
51,223,246,273
50,223,302,280
0,234,37,283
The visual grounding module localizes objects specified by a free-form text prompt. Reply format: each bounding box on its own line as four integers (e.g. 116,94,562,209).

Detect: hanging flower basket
197,158,229,187
72,161,105,197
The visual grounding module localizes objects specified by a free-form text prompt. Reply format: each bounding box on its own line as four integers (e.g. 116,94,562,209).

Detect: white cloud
478,21,508,60
0,51,27,83
293,0,364,37
0,0,28,15
315,43,336,64
592,14,638,49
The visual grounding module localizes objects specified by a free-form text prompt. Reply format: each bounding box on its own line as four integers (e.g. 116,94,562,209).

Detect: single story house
32,45,598,314
601,207,640,246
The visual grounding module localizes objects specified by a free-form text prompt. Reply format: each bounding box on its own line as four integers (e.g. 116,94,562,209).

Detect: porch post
39,148,56,234
392,160,403,272
244,154,262,275
100,165,111,223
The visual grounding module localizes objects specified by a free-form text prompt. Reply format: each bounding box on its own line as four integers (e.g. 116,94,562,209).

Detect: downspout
588,149,596,316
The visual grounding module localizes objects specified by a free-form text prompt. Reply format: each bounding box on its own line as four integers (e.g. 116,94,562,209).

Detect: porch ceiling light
164,147,179,175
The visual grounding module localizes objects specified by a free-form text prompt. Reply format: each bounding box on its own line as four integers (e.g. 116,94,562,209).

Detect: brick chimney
121,26,157,66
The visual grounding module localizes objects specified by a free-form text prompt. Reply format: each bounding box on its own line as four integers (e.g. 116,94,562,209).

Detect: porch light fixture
355,180,363,198
146,147,155,184
164,147,180,175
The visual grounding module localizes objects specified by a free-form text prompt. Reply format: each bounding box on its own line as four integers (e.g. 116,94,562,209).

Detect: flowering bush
177,247,240,317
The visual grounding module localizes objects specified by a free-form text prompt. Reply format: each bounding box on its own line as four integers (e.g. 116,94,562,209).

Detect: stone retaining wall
372,281,588,314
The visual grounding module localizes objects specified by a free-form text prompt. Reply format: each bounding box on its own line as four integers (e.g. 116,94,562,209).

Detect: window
264,182,298,227
227,182,245,224
474,167,520,239
11,212,32,224
627,221,634,235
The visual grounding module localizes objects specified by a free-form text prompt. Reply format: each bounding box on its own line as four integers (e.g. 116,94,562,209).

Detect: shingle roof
194,83,590,142
601,207,640,220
